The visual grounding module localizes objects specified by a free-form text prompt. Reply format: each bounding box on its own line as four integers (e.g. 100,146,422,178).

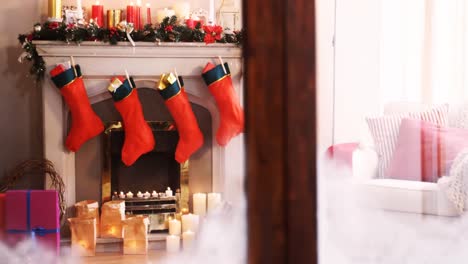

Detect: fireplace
36,41,245,222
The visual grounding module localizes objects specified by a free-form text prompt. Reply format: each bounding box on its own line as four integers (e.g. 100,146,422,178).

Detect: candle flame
96,1,100,4
146,3,150,7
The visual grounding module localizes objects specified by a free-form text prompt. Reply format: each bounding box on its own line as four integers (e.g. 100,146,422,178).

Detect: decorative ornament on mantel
18,15,243,81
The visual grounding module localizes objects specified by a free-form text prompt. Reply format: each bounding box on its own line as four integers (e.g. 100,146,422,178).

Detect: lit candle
151,190,158,197
207,193,222,212
182,230,195,249
48,0,62,21
169,219,181,236
156,8,175,23
146,3,151,25
126,191,134,198
181,213,199,232
143,191,151,198
166,187,173,197
136,0,142,30
173,2,190,20
166,235,180,253
127,2,136,25
76,0,83,19
137,191,143,198
91,1,104,27
193,193,207,217
119,191,126,199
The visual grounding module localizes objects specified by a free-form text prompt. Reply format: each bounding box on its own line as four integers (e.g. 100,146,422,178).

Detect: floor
79,251,167,264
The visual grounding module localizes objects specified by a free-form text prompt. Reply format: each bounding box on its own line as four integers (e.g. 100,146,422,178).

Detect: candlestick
166,235,180,253
182,230,195,250
207,193,222,212
193,193,207,217
146,3,151,25
169,219,181,236
92,1,104,27
48,0,62,21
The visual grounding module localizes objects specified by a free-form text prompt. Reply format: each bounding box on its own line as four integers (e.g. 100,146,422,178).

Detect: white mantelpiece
35,41,244,212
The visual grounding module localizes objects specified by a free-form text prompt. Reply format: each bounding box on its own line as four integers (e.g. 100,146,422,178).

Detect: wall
0,1,48,188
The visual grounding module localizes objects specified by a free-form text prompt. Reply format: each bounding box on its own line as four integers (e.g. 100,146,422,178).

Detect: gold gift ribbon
108,78,123,93
157,73,178,90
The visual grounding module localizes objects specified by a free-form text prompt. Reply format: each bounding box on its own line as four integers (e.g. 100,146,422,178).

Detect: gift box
5,190,60,253
0,193,5,239
100,200,125,238
123,216,150,255
75,200,100,237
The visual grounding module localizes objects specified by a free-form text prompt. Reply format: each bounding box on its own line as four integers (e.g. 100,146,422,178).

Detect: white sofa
352,102,468,217
352,146,460,216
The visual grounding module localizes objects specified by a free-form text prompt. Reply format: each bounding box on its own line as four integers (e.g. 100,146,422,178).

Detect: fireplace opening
102,121,189,232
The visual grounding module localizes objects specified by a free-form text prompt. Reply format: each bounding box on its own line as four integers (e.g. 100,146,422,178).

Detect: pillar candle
208,0,215,24
193,193,206,217
173,2,190,20
207,193,222,212
91,1,104,27
127,2,136,25
146,3,151,25
169,219,181,235
76,0,83,19
136,0,142,30
181,213,199,232
48,0,62,20
166,235,180,253
182,230,195,249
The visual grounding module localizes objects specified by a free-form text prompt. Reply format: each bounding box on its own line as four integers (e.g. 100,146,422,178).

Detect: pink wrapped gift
5,190,60,253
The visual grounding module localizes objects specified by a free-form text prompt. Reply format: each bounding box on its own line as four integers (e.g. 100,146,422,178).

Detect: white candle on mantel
193,193,207,217
169,219,181,236
166,235,180,253
76,0,83,19
182,230,195,250
208,0,215,24
181,213,199,233
173,2,190,20
207,193,222,212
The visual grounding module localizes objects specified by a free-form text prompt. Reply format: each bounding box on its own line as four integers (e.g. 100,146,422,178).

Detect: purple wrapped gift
5,190,60,253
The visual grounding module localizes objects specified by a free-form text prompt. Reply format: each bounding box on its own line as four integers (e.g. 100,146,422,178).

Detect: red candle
136,5,141,30
126,3,136,25
91,1,104,27
146,3,151,25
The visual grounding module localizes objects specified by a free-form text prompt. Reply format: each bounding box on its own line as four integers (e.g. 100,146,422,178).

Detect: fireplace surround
36,41,245,220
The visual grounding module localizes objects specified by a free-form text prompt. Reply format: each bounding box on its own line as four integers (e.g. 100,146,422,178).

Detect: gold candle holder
68,217,96,257
75,200,100,237
48,0,62,21
122,216,150,255
100,200,125,238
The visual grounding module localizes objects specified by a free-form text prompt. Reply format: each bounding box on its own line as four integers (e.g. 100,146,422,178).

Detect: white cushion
361,179,459,216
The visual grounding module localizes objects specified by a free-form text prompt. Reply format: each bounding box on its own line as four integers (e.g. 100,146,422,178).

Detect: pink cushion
366,104,449,178
386,118,468,182
326,143,359,167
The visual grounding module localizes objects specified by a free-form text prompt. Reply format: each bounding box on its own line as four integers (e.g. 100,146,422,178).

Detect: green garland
18,16,243,81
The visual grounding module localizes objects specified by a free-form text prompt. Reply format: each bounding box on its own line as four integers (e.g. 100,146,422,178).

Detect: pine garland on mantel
18,16,244,81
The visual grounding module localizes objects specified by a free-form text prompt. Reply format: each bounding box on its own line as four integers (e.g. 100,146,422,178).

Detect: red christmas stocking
50,64,104,152
108,76,155,166
158,73,204,163
202,62,244,146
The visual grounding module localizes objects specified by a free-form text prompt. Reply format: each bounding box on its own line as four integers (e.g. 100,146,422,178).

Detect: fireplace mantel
35,41,244,213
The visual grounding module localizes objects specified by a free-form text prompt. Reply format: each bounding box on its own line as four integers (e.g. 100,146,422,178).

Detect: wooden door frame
244,0,317,263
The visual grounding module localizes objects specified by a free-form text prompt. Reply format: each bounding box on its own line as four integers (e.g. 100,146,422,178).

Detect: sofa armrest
352,146,378,181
